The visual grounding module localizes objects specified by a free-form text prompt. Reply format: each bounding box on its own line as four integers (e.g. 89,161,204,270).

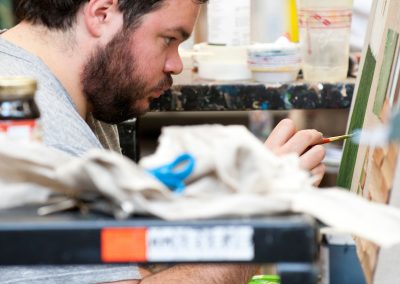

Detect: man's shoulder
0,37,105,155
0,37,76,117
0,36,33,65
0,38,55,88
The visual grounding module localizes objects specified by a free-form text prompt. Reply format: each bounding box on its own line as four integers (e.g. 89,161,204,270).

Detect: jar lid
0,76,37,99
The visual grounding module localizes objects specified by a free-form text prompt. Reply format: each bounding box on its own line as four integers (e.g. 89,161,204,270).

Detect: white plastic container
298,0,353,82
193,43,252,81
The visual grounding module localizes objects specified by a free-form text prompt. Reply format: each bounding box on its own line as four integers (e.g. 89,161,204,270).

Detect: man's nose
164,49,183,75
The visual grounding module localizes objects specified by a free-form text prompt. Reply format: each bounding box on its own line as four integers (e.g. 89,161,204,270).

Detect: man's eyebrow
166,27,191,40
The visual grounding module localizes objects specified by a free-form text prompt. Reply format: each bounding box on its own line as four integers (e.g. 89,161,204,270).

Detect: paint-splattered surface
150,81,354,111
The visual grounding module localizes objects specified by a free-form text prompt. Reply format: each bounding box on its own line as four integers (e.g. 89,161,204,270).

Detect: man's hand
105,264,258,284
264,118,326,186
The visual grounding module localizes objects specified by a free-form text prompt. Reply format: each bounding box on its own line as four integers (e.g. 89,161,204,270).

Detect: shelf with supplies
0,206,319,284
149,78,355,112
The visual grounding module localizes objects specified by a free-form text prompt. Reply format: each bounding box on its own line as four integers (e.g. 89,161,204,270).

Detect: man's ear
83,0,122,38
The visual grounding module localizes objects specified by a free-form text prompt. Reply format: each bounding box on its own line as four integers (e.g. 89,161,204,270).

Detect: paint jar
207,0,250,46
298,0,353,82
248,274,280,284
247,37,301,83
0,76,42,142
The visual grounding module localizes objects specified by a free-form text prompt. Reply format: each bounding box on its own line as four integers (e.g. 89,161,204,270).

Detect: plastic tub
193,43,252,81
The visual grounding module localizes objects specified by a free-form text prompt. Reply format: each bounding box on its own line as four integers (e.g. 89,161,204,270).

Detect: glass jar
248,274,281,284
298,0,353,82
0,76,42,142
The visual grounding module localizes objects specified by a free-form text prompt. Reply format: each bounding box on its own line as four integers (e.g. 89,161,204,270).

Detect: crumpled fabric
2,125,400,247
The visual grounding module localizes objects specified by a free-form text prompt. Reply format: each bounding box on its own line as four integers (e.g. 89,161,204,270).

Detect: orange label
101,227,147,262
0,119,36,129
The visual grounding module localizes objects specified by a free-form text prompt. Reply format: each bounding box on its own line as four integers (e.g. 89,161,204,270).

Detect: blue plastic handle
147,153,195,193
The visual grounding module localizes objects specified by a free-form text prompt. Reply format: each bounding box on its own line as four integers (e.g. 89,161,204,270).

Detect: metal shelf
150,80,355,112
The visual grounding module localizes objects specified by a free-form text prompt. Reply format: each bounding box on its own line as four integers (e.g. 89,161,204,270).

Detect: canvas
337,0,400,282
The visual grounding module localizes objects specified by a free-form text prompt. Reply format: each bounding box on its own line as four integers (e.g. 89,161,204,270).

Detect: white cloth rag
1,125,400,247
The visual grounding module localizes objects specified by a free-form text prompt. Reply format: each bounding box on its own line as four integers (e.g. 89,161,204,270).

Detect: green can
248,274,280,284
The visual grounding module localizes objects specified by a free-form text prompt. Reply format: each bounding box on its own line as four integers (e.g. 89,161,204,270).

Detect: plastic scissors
147,153,195,194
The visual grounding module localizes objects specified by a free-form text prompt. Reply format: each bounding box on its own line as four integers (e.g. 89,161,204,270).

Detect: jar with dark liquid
0,76,42,141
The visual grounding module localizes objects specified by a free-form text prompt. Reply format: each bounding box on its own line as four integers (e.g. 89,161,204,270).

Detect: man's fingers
264,119,296,150
299,145,326,171
300,144,326,187
263,118,326,187
275,129,323,156
310,163,326,187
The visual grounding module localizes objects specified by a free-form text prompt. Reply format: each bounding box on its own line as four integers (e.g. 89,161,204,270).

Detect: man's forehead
138,0,199,36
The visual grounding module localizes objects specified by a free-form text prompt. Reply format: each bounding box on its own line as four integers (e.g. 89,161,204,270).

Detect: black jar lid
0,76,37,100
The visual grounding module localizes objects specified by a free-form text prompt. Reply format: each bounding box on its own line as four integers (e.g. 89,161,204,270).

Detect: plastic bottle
207,0,250,46
250,0,286,43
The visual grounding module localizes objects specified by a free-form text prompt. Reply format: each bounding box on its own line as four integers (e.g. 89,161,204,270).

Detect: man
0,0,325,283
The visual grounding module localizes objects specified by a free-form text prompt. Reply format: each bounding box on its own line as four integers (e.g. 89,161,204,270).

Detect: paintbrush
317,133,354,145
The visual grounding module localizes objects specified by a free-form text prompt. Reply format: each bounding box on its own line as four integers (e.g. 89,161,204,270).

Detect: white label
7,125,31,140
0,119,41,142
207,0,250,46
147,226,254,262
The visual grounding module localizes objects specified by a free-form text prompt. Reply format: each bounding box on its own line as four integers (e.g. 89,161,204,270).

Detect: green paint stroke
337,47,376,189
373,29,399,116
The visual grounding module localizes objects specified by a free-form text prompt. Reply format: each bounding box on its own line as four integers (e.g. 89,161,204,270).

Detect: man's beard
81,29,172,124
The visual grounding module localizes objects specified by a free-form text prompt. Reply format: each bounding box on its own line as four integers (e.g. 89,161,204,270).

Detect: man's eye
164,37,175,45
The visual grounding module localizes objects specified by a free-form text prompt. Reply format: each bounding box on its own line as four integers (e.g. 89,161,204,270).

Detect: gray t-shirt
0,36,140,282
0,265,140,284
0,34,109,155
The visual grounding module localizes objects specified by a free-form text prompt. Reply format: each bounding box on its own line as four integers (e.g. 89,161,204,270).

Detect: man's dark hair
15,0,208,31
